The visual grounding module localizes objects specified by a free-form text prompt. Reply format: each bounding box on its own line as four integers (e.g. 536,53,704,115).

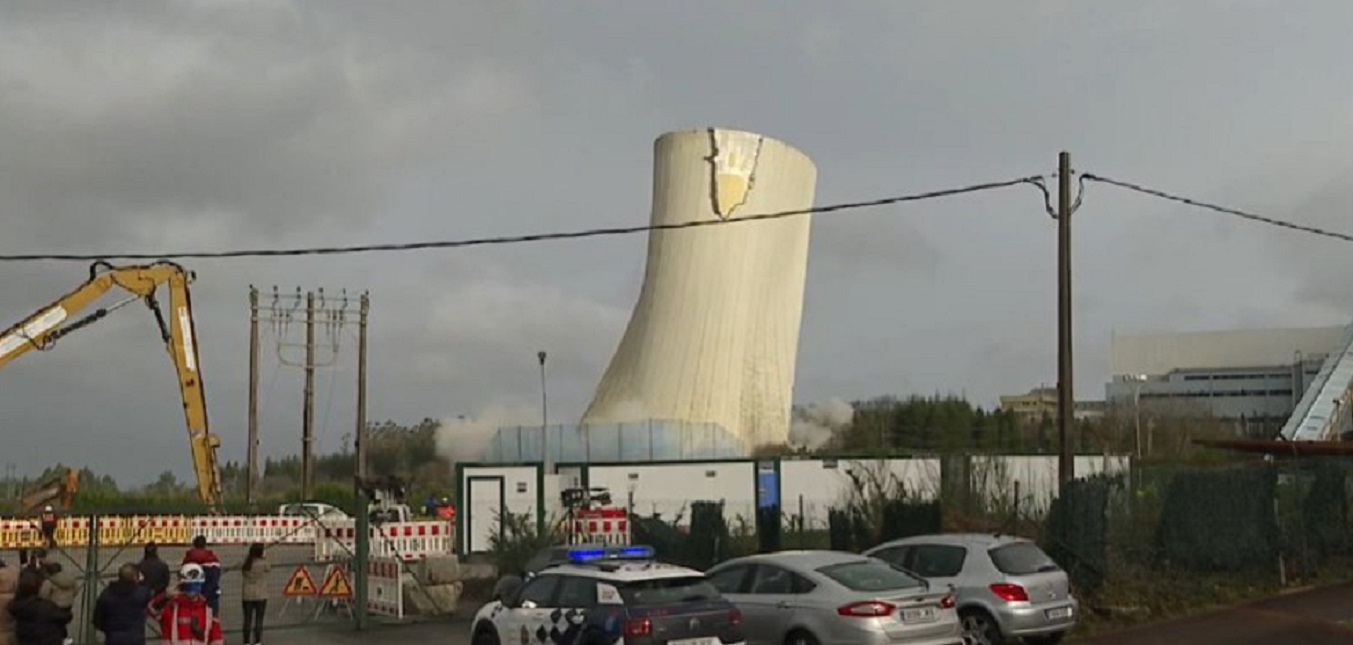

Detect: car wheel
473,625,501,645
959,609,1004,645
784,629,820,645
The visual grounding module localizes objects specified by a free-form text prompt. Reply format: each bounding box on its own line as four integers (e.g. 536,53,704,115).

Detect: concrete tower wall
582,128,818,449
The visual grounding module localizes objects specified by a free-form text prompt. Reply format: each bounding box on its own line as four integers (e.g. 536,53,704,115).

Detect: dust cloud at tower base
582,128,817,451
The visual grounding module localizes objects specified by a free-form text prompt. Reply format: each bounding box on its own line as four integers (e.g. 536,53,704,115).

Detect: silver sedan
864,534,1077,645
706,550,963,645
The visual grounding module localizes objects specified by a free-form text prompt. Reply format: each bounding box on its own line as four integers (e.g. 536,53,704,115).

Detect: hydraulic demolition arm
0,260,223,512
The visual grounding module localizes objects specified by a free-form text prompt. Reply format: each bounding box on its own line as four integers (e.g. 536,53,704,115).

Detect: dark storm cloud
4,1,1353,484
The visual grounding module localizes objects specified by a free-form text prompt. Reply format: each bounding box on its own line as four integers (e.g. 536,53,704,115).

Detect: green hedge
1044,474,1114,595
1155,466,1277,572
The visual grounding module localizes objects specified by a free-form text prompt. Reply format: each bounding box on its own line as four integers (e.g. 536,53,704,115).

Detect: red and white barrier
570,508,630,546
367,558,404,619
313,521,455,563
0,514,455,553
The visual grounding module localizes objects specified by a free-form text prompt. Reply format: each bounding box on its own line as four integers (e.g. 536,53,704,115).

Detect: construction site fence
313,519,455,562
0,515,455,559
0,516,443,643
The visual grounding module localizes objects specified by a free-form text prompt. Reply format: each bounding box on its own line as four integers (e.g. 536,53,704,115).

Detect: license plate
670,639,718,645
1045,606,1073,620
901,607,938,623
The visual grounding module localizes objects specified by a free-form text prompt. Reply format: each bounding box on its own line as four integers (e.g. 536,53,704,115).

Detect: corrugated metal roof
1110,326,1345,376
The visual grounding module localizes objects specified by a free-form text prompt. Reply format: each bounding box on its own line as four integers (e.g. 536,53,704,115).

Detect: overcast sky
4,1,1353,485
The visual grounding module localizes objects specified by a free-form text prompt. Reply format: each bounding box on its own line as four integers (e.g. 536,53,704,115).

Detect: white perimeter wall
779,458,941,529
586,462,757,527
457,456,1134,552
460,465,540,554
971,455,1132,515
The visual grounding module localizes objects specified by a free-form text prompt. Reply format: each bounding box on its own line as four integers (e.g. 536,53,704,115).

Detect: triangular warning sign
319,566,353,599
283,566,318,598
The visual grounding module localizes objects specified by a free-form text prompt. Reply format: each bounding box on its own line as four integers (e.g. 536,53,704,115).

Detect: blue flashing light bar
567,545,656,563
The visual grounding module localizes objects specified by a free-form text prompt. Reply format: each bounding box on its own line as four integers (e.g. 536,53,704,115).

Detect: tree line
1,418,449,515
4,395,1234,514
763,394,1233,459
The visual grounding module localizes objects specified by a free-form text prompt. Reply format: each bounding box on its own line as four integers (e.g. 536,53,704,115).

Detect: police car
471,545,746,645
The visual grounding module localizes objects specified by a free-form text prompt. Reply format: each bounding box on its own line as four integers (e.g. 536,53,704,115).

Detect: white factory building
1105,325,1351,436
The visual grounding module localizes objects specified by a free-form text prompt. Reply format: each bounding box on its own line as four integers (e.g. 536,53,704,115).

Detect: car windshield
989,542,1061,575
619,576,720,606
817,560,925,592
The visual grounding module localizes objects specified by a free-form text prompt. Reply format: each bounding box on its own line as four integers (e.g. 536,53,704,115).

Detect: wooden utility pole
538,350,549,472
1057,151,1076,493
247,286,260,506
302,290,316,500
356,292,370,480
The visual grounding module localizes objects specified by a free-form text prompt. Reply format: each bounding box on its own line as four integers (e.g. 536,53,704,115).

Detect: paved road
1081,582,1353,644
266,618,467,644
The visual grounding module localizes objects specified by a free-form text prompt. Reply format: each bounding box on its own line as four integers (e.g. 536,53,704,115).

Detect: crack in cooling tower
704,128,764,220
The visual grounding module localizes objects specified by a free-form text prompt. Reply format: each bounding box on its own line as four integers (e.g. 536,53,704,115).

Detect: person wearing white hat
38,507,58,548
148,564,223,645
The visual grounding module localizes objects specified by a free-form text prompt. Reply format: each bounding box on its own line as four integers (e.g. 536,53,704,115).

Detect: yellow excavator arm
0,260,223,512
19,468,79,514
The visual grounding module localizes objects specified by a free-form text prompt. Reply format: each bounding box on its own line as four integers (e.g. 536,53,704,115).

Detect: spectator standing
240,543,270,645
0,559,18,645
8,568,71,645
137,544,170,596
37,562,76,645
93,564,152,645
148,564,222,645
38,508,58,549
23,549,46,576
180,536,221,613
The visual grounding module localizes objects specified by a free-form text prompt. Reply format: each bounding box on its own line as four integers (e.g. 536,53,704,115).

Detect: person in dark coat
180,536,221,613
8,568,71,645
23,549,46,576
93,564,152,645
38,507,58,549
137,544,170,596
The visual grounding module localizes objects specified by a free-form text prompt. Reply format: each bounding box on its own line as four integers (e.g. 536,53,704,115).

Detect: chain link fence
0,508,470,644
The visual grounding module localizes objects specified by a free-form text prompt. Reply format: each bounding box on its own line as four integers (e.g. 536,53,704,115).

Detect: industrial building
998,387,1105,422
1104,325,1352,436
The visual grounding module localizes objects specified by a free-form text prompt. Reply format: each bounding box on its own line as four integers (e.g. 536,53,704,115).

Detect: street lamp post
538,351,550,472
1127,374,1147,458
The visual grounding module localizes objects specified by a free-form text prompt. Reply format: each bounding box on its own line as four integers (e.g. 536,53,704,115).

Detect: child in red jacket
149,563,223,645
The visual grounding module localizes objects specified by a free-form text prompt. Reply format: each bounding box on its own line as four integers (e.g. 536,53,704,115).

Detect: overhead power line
0,176,1045,262
1082,173,1353,243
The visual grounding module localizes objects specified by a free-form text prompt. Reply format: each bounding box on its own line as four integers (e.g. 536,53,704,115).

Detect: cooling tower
582,128,817,449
